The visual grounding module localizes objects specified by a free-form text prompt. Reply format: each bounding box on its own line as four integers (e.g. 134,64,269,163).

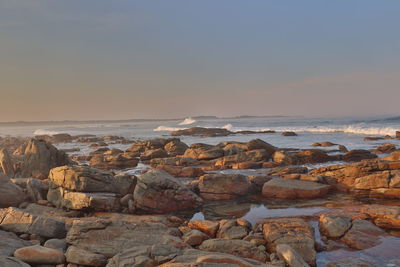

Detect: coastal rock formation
0,149,14,177
0,256,30,267
272,149,335,165
20,139,70,179
171,127,233,137
164,139,189,156
0,175,27,208
184,143,224,160
89,153,139,170
341,219,385,250
262,218,316,266
342,149,377,162
0,230,34,256
198,174,253,200
262,178,331,199
319,214,352,238
14,245,65,265
133,169,202,213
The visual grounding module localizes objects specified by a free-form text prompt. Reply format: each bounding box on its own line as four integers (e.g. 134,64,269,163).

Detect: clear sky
0,0,399,121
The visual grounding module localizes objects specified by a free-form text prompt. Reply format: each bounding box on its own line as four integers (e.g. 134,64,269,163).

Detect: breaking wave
153,126,187,132
178,118,196,125
33,129,60,135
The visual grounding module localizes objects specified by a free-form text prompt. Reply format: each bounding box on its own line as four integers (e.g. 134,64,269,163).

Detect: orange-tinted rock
262,178,331,199
342,150,377,162
341,219,385,250
198,174,253,200
188,220,220,237
14,245,65,264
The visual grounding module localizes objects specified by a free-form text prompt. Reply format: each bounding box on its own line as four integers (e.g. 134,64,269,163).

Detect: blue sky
0,1,399,121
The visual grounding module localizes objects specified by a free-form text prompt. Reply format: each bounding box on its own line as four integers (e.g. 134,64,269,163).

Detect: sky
0,0,399,122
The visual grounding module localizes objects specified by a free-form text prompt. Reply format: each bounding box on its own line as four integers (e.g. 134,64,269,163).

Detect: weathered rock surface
342,149,377,162
326,258,377,267
198,174,253,200
0,175,27,208
89,153,139,170
134,170,202,213
14,245,65,264
360,205,400,229
341,219,385,250
66,218,188,257
262,218,316,266
0,256,30,267
199,238,268,263
188,220,220,238
319,214,352,238
0,207,66,238
172,127,233,137
0,149,15,177
0,230,34,256
183,229,209,246
262,178,331,199
184,143,224,160
20,139,70,178
66,245,107,266
276,244,310,267
215,150,271,168
164,139,189,156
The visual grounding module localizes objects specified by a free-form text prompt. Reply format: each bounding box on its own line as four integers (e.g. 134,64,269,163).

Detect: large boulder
360,205,400,229
0,230,34,256
319,214,352,238
184,143,224,160
20,139,70,178
171,127,233,137
0,149,14,177
342,150,377,162
0,207,66,238
341,219,385,250
215,150,271,168
0,175,27,208
262,178,331,199
0,256,30,267
66,245,107,266
66,218,188,258
133,169,202,213
164,139,189,156
198,174,253,200
14,245,65,265
262,218,316,266
49,166,135,195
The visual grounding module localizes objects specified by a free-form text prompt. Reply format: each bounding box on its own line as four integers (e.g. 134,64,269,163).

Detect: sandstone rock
133,170,202,213
198,174,253,200
375,143,396,154
363,136,384,141
155,165,204,178
188,220,220,238
0,175,27,208
246,139,276,155
383,151,400,161
20,139,70,179
262,178,331,199
89,153,139,170
272,150,332,165
338,145,348,153
215,150,271,168
66,219,187,257
276,244,310,267
26,178,48,202
44,239,67,252
171,127,233,137
341,219,385,249
164,139,189,156
49,165,135,195
267,167,308,176
326,258,377,267
319,214,352,238
0,256,30,267
0,149,15,177
217,219,249,239
140,148,169,161
0,230,34,256
66,246,107,266
0,207,66,238
184,144,224,160
262,218,316,266
342,150,377,162
360,205,400,229
47,187,120,211
199,239,268,263
183,229,209,246
14,245,65,264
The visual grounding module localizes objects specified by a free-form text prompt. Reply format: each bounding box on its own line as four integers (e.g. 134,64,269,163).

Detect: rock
360,205,400,229
0,207,66,238
188,220,220,238
0,175,27,208
198,174,253,200
338,145,348,153
246,139,276,155
184,144,224,160
396,131,400,139
0,256,30,267
383,151,400,161
276,244,310,267
171,127,233,137
140,148,169,161
363,137,384,141
0,149,15,177
47,187,121,211
0,230,34,256
65,246,107,266
49,166,135,195
326,258,377,267
89,153,139,170
262,218,316,266
66,219,187,257
215,150,271,168
342,149,377,162
183,229,209,246
282,131,297,136
341,219,385,249
154,165,205,178
267,167,308,176
272,150,333,165
20,139,70,179
44,239,67,252
319,214,352,238
375,143,396,153
133,170,202,213
164,139,189,156
217,219,249,239
262,178,331,199
14,245,65,264
26,178,48,202
199,239,268,263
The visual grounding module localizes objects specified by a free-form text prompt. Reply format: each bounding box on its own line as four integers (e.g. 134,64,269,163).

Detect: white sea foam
178,118,196,125
33,129,60,135
154,126,187,132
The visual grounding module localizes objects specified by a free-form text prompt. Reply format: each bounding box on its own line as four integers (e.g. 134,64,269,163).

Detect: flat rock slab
66,218,188,257
198,174,253,200
0,256,30,267
0,230,34,256
262,178,331,199
14,245,65,265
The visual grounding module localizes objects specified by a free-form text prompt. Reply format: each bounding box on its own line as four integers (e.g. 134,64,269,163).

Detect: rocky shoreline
1,130,400,267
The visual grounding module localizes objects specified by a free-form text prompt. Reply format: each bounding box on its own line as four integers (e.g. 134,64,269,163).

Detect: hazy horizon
1,1,399,121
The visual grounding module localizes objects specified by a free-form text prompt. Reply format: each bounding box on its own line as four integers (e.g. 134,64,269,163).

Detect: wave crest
33,129,60,135
178,118,197,125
